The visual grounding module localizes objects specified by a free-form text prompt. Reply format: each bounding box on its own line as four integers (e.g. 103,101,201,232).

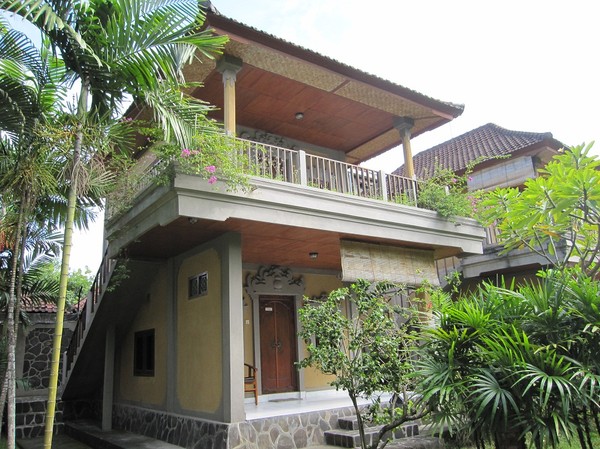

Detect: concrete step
324,422,419,448
64,420,184,449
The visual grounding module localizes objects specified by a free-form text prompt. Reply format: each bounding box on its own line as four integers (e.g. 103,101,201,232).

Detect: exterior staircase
324,416,438,448
60,250,161,400
63,250,115,383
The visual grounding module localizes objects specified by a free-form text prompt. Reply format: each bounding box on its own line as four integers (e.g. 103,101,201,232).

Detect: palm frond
142,86,215,148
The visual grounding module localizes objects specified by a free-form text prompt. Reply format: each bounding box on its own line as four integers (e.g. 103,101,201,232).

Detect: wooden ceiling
198,66,394,154
122,217,430,271
179,11,464,164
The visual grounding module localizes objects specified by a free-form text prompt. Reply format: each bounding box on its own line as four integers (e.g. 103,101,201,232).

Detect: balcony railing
485,221,501,246
107,137,421,220
63,250,116,384
237,138,420,203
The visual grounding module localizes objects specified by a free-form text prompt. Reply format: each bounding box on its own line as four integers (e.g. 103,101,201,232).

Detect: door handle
271,339,282,352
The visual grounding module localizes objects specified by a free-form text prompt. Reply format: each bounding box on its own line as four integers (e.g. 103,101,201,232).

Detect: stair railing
62,249,116,385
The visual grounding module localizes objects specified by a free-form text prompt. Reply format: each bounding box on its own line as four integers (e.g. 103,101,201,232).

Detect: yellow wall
176,249,222,412
301,273,342,390
119,267,168,405
242,284,254,366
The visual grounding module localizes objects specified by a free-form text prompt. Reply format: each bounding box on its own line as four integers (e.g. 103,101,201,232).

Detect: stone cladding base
112,402,359,449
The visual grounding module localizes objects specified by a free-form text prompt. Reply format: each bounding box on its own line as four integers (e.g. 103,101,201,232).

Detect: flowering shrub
105,124,253,219
156,131,252,191
415,166,481,219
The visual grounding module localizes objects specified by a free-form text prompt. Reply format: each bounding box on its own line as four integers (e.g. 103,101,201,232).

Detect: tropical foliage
0,0,229,447
479,144,600,277
298,280,427,449
416,165,479,219
0,21,71,447
417,269,600,449
37,262,92,305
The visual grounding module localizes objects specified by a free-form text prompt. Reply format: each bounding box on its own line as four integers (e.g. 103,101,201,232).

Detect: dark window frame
134,329,155,377
188,272,208,299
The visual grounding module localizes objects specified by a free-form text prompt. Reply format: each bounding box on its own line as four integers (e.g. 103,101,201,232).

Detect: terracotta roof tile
394,123,563,178
20,297,85,314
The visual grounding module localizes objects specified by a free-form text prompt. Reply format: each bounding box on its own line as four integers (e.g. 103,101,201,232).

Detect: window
134,329,155,376
188,272,208,299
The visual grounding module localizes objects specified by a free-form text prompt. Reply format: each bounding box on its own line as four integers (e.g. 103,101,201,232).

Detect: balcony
103,135,485,271
107,137,421,221
236,138,419,203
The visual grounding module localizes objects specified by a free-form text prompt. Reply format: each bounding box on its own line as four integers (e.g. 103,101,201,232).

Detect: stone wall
15,397,100,439
14,313,77,438
113,403,358,449
229,406,358,449
15,397,63,439
19,313,77,391
113,404,228,449
22,327,74,389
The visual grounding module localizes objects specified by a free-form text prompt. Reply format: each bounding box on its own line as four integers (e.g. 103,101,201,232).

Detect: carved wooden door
259,296,298,394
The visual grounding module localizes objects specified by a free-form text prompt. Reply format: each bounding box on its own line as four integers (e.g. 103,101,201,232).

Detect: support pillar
102,324,115,431
216,55,243,136
394,117,415,179
220,232,245,422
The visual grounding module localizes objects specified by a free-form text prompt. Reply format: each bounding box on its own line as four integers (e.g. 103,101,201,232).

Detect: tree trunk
43,79,87,449
42,158,79,449
6,200,26,449
349,392,369,449
0,373,8,438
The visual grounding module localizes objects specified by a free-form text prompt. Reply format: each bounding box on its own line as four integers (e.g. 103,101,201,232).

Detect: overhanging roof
182,10,464,164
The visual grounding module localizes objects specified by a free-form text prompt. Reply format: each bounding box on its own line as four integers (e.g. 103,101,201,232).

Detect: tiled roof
394,123,562,178
20,297,85,314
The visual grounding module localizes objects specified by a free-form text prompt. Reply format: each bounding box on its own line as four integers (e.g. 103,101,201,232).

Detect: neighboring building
12,298,79,438
58,7,485,449
394,123,564,290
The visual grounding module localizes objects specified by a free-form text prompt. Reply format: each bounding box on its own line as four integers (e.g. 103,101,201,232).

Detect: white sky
24,0,600,271
213,0,599,165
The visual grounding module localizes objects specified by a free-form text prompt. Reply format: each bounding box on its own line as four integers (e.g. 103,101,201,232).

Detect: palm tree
0,22,68,446
0,1,226,447
0,226,62,428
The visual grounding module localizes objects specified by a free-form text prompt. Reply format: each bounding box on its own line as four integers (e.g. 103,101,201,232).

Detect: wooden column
394,117,415,179
216,55,243,136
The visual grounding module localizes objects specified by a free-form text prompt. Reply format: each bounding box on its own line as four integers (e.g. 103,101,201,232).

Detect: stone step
377,436,444,449
65,421,184,449
324,422,419,448
337,416,420,431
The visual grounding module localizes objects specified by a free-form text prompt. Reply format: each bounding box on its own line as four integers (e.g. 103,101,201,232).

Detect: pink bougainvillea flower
208,175,218,184
205,165,216,173
181,149,191,157
451,178,457,183
468,176,473,181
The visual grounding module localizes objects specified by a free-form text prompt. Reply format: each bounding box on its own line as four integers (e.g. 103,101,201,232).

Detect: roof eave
206,11,464,120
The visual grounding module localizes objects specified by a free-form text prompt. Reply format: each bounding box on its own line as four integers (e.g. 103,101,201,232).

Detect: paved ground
16,428,441,449
15,435,340,449
18,421,183,449
17,434,92,449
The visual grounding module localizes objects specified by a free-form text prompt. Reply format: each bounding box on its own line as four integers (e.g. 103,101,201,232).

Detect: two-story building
58,6,485,449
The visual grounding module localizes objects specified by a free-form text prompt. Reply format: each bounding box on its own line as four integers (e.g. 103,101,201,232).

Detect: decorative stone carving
254,131,289,148
245,266,305,302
